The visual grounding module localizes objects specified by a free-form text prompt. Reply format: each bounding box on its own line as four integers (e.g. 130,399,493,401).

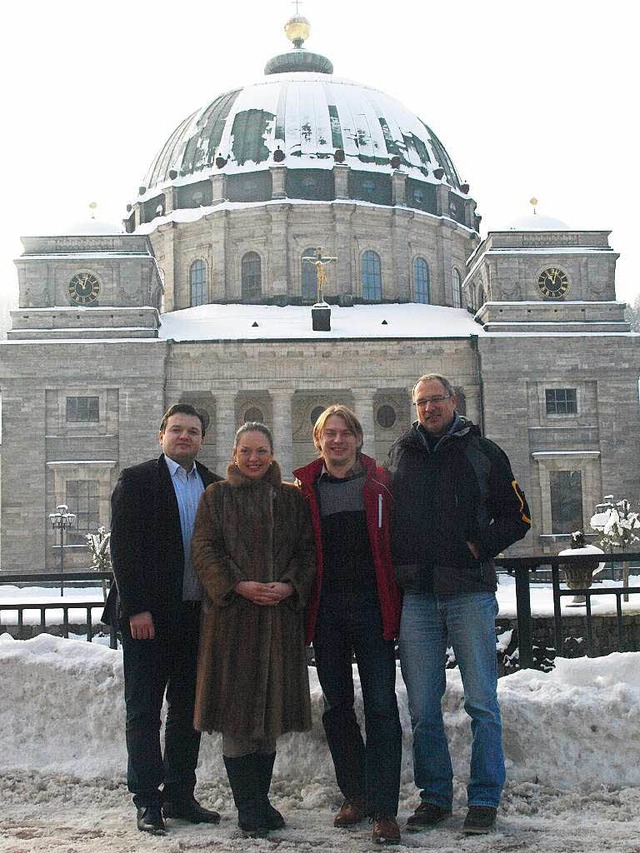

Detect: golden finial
529,197,538,215
285,13,310,48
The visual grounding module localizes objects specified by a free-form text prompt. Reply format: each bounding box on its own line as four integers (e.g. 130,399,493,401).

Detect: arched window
310,405,325,425
414,257,430,303
244,406,264,423
241,252,262,302
362,250,382,301
452,267,462,309
301,248,318,302
189,259,207,307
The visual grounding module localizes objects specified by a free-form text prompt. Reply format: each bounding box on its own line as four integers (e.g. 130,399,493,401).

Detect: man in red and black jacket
294,404,402,846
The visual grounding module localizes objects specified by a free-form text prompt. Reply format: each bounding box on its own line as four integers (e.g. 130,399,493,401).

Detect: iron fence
496,552,640,668
2,556,640,667
0,571,117,649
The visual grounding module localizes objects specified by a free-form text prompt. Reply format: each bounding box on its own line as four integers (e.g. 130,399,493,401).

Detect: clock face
537,267,570,299
68,272,100,305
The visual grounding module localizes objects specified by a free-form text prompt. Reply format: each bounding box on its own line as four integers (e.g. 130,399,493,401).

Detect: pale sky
1,0,637,308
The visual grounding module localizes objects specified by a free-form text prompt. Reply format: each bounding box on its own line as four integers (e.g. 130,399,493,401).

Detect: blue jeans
400,591,505,809
313,590,402,816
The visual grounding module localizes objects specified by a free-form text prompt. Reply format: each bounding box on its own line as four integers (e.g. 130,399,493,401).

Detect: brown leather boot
334,797,367,827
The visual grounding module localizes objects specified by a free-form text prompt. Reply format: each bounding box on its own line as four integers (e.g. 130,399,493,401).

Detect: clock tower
463,212,627,333
9,230,163,340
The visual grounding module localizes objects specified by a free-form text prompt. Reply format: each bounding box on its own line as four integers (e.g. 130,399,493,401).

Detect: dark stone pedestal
312,303,331,331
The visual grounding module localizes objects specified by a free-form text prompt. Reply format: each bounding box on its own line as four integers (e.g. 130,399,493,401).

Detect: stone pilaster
351,388,377,456
270,165,287,199
391,171,406,206
333,164,349,199
214,391,237,475
271,390,293,481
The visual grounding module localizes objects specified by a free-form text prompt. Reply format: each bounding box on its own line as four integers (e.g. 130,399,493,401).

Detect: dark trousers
313,590,402,816
121,601,202,807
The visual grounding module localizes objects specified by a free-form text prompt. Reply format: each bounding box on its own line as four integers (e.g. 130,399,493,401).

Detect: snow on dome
45,217,123,236
506,212,572,231
66,220,123,235
140,74,463,191
136,21,465,204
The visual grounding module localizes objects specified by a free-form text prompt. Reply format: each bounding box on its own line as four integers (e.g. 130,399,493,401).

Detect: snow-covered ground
3,620,640,852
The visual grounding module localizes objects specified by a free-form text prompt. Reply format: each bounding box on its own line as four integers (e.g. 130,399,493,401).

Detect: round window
376,404,396,429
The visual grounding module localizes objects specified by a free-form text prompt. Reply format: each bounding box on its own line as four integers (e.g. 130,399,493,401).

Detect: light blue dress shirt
165,455,205,601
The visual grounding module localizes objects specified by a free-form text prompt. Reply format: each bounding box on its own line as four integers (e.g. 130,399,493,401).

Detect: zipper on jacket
378,494,382,528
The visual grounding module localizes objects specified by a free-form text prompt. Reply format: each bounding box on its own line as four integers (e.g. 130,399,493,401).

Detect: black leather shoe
163,797,221,824
137,804,166,833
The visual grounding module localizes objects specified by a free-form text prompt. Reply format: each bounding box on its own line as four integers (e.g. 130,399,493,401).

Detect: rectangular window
66,396,99,423
545,388,577,415
66,480,100,543
550,470,583,533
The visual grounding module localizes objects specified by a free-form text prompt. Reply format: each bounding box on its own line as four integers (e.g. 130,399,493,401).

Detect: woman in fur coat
192,422,316,837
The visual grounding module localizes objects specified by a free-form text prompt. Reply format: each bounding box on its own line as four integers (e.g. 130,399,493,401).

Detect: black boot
223,754,269,837
256,752,285,830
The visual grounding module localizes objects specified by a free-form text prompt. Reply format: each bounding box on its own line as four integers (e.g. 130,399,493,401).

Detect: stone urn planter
558,532,605,606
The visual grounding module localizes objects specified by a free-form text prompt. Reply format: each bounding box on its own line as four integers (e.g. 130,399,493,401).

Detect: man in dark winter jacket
386,374,530,836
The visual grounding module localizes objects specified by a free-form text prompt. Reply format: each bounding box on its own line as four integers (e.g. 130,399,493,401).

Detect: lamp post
49,504,76,597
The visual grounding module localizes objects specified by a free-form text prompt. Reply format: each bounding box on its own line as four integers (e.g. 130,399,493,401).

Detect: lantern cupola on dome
264,16,334,75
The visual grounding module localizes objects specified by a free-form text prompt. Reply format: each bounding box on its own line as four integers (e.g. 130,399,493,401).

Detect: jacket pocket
433,561,494,594
394,563,421,590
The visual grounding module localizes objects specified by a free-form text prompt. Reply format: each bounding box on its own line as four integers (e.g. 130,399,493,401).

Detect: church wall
0,340,167,572
163,336,480,479
479,334,640,555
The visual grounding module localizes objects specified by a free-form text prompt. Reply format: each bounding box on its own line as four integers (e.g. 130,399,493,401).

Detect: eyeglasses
414,395,452,407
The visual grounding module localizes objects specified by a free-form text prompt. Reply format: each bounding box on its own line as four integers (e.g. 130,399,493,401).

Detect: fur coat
192,461,316,740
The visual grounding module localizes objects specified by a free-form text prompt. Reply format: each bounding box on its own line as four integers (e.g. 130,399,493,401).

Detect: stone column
210,174,225,206
333,164,349,199
163,187,177,215
436,184,450,217
214,391,237,475
270,165,287,199
351,389,377,457
271,390,293,481
269,206,289,299
391,171,406,206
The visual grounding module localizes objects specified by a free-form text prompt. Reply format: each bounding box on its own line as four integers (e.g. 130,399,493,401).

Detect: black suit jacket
103,455,220,625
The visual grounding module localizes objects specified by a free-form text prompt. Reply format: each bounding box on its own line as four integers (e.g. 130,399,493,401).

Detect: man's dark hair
159,404,206,437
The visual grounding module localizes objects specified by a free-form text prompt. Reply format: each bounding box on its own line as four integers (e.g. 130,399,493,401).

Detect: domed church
2,17,639,572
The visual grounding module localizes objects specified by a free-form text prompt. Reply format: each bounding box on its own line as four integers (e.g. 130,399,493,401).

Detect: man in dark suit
105,403,222,833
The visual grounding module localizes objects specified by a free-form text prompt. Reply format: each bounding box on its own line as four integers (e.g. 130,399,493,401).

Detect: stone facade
1,31,639,573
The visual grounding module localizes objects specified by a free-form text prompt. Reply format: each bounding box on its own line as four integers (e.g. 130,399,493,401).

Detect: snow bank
2,633,640,791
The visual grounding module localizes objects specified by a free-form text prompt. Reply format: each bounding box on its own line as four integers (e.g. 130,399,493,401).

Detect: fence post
514,564,534,668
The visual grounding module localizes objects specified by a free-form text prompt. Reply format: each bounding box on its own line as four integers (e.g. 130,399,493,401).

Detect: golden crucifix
303,247,337,304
